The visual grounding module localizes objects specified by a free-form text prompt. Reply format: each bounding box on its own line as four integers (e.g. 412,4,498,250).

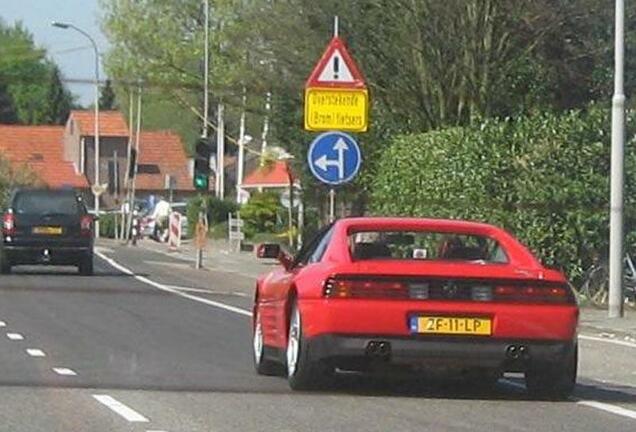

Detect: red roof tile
242,161,295,188
135,131,194,191
0,125,88,188
69,110,129,137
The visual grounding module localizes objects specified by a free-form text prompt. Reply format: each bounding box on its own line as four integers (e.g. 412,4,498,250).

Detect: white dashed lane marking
0,320,6,327
26,348,46,357
52,367,77,376
93,395,149,423
6,332,24,340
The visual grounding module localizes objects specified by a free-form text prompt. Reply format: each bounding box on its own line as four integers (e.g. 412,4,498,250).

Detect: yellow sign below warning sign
304,87,368,132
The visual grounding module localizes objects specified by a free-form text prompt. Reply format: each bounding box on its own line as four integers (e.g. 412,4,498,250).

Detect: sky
1,0,109,107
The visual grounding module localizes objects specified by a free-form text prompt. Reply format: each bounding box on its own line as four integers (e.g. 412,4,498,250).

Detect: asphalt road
0,241,634,432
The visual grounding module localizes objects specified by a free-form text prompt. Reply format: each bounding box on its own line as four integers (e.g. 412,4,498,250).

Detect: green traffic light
194,174,208,190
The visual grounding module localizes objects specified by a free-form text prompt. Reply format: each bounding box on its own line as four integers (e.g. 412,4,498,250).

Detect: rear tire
525,345,577,400
286,299,332,390
253,310,282,376
78,253,94,276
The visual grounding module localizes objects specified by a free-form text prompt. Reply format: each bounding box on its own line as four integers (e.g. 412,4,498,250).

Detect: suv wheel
78,253,94,276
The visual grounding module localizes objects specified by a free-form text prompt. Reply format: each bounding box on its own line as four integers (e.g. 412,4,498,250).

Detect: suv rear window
13,191,81,216
349,230,508,263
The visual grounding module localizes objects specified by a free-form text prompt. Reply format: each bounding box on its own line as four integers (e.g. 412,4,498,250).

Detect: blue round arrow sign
307,131,362,186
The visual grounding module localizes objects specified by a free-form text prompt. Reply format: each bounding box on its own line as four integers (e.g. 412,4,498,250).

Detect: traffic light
193,138,212,190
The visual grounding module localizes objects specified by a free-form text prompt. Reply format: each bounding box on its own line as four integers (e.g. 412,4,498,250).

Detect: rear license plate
410,316,492,336
32,226,62,235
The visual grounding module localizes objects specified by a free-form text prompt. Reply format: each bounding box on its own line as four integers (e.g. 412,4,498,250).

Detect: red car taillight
80,215,93,237
494,285,574,304
324,278,409,299
324,277,575,304
3,212,15,235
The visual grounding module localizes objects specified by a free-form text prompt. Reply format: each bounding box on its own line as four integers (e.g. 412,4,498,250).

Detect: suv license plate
32,226,62,235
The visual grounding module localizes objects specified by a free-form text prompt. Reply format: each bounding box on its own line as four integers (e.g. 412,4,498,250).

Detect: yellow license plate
32,226,62,235
413,316,492,336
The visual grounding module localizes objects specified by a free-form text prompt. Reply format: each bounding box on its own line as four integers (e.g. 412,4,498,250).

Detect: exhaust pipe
506,344,530,360
506,345,520,360
366,341,391,358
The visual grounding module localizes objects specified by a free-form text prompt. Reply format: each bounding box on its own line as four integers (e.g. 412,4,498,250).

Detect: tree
0,19,75,125
99,79,117,110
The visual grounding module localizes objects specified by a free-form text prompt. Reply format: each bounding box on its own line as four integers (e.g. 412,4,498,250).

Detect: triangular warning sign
306,37,366,89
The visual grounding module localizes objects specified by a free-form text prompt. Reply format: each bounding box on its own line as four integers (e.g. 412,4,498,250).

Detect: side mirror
257,243,281,259
257,243,293,270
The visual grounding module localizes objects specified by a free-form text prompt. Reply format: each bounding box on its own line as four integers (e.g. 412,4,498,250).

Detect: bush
186,196,239,237
370,105,636,284
240,191,281,239
99,212,117,238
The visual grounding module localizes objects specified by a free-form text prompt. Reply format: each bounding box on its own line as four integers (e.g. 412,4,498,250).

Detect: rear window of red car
349,230,508,263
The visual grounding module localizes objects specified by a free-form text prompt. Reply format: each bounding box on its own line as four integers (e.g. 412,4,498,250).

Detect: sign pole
334,16,339,37
329,189,335,223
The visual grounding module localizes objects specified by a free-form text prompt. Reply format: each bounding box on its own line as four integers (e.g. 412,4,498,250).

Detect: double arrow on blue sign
307,131,361,186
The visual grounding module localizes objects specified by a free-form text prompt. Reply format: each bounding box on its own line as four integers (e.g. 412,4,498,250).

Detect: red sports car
252,217,578,397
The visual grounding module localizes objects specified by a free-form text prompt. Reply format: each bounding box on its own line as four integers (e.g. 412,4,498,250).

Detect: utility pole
202,0,209,140
126,84,143,244
122,88,134,241
216,102,225,199
261,92,272,159
609,0,626,318
236,88,247,203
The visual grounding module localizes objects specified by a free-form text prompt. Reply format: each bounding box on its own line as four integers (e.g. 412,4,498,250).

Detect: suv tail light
80,215,93,237
3,212,15,235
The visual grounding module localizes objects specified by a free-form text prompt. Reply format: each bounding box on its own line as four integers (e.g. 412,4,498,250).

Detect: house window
137,164,160,174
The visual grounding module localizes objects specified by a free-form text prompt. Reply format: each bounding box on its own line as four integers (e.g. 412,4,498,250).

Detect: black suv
0,188,95,275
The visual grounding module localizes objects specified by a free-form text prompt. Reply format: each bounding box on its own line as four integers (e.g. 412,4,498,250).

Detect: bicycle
581,253,636,309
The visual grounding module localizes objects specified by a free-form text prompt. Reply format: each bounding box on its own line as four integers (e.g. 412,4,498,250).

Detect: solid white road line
26,348,46,357
95,251,252,317
579,334,636,349
6,332,24,340
502,379,636,421
577,401,636,420
0,320,6,327
52,367,77,376
164,284,250,297
92,395,149,423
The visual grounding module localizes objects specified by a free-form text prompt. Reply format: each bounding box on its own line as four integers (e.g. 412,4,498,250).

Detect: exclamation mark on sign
333,55,340,80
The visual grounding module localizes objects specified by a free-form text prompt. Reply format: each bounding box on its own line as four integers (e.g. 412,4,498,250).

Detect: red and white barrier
168,211,182,251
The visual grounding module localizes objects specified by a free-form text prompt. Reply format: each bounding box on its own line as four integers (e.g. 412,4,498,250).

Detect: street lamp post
609,0,625,319
52,21,101,238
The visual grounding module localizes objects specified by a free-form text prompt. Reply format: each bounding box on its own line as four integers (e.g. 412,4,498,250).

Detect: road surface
0,241,634,431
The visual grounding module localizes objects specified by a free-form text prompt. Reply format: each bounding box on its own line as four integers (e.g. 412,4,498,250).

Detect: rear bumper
300,298,579,341
306,333,576,371
3,245,92,265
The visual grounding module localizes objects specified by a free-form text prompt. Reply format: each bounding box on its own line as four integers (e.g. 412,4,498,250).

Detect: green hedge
99,213,118,238
186,196,238,237
370,105,636,283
